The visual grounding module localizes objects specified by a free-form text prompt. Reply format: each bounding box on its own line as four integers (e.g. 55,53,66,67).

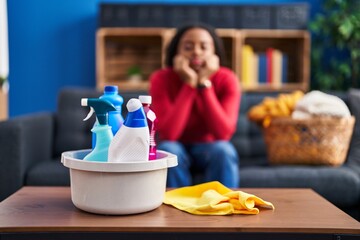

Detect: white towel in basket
292,91,351,119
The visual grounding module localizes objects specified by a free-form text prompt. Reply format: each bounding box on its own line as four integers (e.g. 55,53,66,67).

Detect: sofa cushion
240,165,360,207
25,158,70,186
347,88,360,167
231,92,277,167
54,88,100,156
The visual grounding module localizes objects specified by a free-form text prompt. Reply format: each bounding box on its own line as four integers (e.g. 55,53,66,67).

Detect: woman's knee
210,141,239,160
158,141,191,166
158,141,186,155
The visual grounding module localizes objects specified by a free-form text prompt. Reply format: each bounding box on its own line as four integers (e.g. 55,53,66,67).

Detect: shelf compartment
238,30,310,92
96,28,168,91
97,28,310,93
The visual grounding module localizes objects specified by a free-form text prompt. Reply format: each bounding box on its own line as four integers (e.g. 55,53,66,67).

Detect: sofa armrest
0,113,54,201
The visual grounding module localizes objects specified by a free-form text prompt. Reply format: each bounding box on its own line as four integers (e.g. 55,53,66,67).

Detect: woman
149,23,241,188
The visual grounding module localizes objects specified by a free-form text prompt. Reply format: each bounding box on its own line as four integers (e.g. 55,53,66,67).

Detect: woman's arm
198,69,241,139
150,70,197,141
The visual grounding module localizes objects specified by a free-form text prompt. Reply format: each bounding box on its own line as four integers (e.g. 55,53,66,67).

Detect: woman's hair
164,23,226,67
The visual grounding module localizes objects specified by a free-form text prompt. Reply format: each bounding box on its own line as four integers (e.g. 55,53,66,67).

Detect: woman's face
177,28,215,72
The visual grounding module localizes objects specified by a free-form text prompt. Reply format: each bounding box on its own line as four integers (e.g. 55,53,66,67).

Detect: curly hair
164,23,226,67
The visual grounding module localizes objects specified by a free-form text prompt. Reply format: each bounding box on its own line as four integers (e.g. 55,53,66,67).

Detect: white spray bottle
108,98,150,163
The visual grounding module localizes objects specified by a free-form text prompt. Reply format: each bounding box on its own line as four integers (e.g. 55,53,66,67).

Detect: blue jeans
158,140,240,188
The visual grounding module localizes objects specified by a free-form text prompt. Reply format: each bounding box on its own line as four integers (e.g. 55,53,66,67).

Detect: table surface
0,187,359,234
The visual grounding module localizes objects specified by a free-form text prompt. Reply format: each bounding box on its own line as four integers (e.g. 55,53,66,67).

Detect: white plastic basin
61,150,177,215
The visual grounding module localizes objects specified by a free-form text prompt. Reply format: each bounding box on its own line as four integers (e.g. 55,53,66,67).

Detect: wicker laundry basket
264,116,355,166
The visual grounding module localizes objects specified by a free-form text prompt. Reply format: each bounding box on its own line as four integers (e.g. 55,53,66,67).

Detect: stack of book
241,45,288,89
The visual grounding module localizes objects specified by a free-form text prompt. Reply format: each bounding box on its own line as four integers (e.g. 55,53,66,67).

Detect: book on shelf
264,48,288,87
253,53,259,88
282,54,288,84
241,45,258,88
241,46,289,89
258,53,267,84
271,48,282,88
266,48,273,85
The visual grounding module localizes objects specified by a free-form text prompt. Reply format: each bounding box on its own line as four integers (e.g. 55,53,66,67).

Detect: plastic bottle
108,98,149,163
81,98,116,162
92,86,124,148
139,95,157,160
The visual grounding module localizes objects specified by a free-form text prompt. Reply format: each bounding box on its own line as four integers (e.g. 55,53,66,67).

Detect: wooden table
0,187,359,240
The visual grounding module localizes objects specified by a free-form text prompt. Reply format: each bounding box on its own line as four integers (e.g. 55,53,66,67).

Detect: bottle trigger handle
83,107,95,121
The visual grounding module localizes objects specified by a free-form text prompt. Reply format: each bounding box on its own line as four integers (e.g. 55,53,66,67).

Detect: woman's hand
174,55,198,88
198,55,219,83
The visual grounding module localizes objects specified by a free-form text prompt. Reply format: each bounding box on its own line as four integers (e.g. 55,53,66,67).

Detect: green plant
0,76,6,88
127,65,142,77
309,0,360,91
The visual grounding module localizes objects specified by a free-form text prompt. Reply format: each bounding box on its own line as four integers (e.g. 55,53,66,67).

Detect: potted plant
0,76,6,89
127,65,142,83
309,0,360,91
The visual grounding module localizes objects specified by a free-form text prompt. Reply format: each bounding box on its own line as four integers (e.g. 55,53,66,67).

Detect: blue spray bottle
82,98,116,162
92,86,124,148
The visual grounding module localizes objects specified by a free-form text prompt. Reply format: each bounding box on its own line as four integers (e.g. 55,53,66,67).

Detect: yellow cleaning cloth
163,181,275,215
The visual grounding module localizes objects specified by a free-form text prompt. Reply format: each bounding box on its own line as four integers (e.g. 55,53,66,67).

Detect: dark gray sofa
1,87,360,220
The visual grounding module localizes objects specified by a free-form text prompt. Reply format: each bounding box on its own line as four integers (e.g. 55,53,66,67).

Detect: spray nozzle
81,98,116,125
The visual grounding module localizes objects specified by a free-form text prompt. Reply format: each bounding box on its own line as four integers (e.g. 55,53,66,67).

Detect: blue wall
7,0,321,117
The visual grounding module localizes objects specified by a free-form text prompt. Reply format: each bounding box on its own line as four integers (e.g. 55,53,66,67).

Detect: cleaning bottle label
108,98,150,163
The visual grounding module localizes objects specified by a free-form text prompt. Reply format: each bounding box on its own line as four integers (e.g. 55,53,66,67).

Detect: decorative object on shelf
127,65,142,83
0,76,6,90
309,0,360,90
